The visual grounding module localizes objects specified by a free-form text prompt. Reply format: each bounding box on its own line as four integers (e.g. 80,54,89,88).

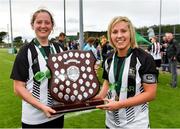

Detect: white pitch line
65,109,98,119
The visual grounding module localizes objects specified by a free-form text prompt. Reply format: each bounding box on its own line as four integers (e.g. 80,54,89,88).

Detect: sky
0,0,180,42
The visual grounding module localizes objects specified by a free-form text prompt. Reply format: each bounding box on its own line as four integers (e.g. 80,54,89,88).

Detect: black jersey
10,40,63,124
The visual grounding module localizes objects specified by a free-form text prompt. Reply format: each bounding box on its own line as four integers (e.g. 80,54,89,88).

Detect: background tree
0,31,8,43
13,36,23,47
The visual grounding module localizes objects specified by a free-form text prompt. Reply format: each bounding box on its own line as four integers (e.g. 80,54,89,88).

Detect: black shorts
22,115,64,128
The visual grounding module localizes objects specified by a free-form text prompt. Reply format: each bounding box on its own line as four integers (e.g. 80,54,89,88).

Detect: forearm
14,80,56,117
14,80,45,110
97,83,157,111
118,83,156,108
118,91,155,108
98,80,109,98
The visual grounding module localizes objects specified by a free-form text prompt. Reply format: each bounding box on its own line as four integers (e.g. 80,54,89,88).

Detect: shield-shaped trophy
48,50,104,114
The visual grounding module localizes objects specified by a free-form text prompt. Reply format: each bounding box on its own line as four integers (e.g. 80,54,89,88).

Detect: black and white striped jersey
103,48,157,128
10,40,64,125
147,42,162,60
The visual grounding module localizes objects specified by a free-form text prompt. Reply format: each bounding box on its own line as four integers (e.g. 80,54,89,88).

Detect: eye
36,21,42,24
112,30,118,34
45,21,51,25
121,29,127,33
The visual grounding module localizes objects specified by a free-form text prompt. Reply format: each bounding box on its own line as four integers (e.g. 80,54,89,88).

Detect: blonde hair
107,16,138,50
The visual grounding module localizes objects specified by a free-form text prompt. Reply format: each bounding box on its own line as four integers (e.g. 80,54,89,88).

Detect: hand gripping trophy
48,50,104,114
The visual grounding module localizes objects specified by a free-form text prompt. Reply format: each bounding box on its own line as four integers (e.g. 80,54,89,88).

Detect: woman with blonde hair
95,16,157,129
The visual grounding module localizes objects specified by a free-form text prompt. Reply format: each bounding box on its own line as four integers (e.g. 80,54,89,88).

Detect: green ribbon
34,69,51,82
109,83,117,91
33,38,54,82
114,48,133,96
34,38,55,62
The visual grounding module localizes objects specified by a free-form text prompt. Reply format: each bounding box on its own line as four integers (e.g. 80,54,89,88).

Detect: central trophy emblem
67,66,80,82
48,50,104,113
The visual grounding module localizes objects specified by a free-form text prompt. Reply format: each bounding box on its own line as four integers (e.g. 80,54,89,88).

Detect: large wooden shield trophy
48,50,104,114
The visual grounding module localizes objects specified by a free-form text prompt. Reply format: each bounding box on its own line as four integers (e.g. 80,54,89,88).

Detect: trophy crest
48,50,104,114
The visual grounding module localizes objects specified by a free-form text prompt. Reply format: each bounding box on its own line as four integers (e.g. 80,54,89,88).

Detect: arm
97,49,157,110
97,83,157,111
14,80,56,117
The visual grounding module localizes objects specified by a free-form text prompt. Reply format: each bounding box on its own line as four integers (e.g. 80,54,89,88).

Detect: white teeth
116,37,125,43
39,29,47,32
117,40,124,43
41,31,46,32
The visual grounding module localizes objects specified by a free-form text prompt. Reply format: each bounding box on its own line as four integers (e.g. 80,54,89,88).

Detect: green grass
0,48,21,127
0,48,180,128
150,72,180,128
64,110,105,128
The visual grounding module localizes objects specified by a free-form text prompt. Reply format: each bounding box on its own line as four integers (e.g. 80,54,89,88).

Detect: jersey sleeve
102,59,109,81
10,46,29,82
139,53,158,84
102,67,108,81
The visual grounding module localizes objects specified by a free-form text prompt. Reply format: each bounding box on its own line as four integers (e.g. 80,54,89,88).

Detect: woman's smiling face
111,21,131,53
31,12,53,40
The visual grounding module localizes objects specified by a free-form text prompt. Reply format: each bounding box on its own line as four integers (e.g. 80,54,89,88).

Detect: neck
36,38,49,46
117,50,127,57
117,47,130,57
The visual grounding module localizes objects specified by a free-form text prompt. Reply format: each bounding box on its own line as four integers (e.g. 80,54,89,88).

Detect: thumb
49,108,56,114
46,108,56,117
103,98,111,104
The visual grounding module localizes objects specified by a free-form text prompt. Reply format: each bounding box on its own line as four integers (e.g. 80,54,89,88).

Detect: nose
41,22,46,28
117,32,122,38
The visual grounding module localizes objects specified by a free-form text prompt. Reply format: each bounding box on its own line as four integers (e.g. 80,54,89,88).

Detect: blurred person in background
147,36,162,81
83,37,98,59
161,36,170,72
101,35,113,68
166,32,178,88
58,32,67,51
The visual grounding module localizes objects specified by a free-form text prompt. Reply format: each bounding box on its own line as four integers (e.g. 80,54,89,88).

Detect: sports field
0,48,180,128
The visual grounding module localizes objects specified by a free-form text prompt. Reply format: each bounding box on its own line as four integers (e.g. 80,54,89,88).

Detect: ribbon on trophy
34,69,51,82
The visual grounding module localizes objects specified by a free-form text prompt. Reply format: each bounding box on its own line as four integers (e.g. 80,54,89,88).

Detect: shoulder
17,42,34,56
133,47,154,63
173,39,178,43
12,42,34,70
133,47,149,56
173,39,180,46
16,40,39,63
83,44,89,50
133,48,157,75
